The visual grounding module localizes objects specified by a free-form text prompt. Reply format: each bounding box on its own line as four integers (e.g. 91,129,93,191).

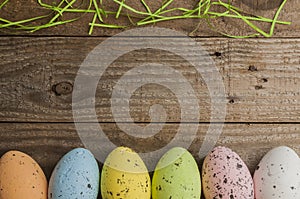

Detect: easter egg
202,146,254,199
0,150,47,199
48,148,99,199
152,147,201,199
253,146,300,199
101,146,151,199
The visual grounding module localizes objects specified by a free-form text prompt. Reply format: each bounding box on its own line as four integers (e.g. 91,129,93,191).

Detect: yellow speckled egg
0,151,47,199
101,147,151,199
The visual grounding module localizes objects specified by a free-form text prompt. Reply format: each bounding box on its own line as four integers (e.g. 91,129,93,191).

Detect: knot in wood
52,82,73,96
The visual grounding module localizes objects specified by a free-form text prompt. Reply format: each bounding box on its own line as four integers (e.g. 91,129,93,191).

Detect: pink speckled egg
202,146,254,199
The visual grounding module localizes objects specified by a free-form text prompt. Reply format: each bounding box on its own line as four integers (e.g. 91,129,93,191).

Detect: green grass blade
0,0,9,9
89,13,98,35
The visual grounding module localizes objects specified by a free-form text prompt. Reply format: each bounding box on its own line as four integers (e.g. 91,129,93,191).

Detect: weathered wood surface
1,37,300,122
0,2,299,198
1,123,299,179
0,0,298,37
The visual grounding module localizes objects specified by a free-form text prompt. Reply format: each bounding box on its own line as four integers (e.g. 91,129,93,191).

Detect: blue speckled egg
48,148,99,199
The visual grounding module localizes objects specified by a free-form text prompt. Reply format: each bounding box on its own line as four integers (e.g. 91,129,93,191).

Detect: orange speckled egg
0,151,47,199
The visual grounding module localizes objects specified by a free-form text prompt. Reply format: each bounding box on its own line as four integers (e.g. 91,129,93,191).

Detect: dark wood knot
52,82,73,96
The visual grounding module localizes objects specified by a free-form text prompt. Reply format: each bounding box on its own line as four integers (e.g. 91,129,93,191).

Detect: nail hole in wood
262,78,268,83
214,52,222,57
52,82,73,96
255,85,263,90
248,65,257,72
229,99,235,104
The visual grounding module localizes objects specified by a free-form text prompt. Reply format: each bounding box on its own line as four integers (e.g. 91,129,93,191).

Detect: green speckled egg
152,147,201,199
101,147,151,199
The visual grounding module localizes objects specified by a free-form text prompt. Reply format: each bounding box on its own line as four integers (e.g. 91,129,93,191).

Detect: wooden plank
1,37,300,122
0,122,299,179
0,0,298,37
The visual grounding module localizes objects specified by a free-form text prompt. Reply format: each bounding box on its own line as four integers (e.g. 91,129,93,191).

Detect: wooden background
1,0,300,198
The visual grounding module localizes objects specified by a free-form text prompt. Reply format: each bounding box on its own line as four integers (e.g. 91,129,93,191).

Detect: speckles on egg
0,150,47,199
152,147,201,199
101,146,151,199
202,146,254,199
48,148,99,199
253,146,300,199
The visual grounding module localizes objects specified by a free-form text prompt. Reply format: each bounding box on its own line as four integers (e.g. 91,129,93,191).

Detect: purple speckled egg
202,146,254,199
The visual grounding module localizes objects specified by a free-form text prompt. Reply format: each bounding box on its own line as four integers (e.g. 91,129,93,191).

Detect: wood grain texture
1,122,299,179
0,0,298,37
1,37,300,122
0,1,299,198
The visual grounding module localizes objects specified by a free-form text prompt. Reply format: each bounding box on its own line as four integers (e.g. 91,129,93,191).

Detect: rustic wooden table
0,0,300,198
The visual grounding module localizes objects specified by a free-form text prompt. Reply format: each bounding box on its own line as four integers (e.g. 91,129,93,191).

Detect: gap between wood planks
2,122,300,124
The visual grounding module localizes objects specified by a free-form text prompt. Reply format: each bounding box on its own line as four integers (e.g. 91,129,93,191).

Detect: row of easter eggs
0,145,299,199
